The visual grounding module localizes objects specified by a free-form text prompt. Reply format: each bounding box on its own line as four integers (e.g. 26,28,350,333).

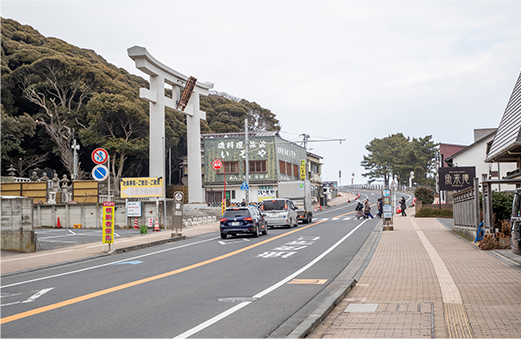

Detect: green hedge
415,207,453,218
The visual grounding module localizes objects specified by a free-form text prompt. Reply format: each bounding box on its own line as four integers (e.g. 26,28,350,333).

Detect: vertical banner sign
221,198,226,215
102,202,115,244
300,159,306,180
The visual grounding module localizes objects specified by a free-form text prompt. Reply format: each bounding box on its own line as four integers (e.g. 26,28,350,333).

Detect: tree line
1,18,280,190
361,133,438,187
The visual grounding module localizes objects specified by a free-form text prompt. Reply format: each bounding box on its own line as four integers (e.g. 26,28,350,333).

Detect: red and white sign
211,158,223,171
92,148,108,165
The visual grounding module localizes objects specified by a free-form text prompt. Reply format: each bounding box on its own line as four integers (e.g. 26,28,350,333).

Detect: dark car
220,206,268,239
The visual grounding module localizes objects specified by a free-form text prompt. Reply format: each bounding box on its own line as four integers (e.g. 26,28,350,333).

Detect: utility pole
245,119,250,204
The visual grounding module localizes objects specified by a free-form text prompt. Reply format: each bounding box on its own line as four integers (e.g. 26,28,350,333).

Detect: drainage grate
345,303,379,312
217,297,257,303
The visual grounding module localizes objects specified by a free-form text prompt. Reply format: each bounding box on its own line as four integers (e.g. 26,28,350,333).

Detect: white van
261,198,298,228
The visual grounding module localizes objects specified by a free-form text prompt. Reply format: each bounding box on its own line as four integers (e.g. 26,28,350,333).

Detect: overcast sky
3,0,521,184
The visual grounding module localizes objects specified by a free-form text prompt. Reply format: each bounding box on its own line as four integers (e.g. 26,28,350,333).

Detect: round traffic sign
92,165,109,181
92,148,108,165
174,191,184,202
211,158,223,171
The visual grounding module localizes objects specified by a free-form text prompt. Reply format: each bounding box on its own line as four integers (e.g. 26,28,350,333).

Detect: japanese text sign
102,201,115,244
438,167,475,191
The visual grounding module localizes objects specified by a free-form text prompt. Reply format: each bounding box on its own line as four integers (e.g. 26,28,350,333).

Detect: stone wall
1,197,35,252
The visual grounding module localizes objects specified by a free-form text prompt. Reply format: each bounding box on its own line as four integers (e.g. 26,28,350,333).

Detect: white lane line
1,237,219,289
173,220,367,339
320,218,329,221
343,217,352,220
37,240,78,244
331,218,340,221
68,230,76,235
22,288,54,303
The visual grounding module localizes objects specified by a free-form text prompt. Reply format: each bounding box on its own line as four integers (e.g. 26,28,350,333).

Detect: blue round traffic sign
92,165,109,181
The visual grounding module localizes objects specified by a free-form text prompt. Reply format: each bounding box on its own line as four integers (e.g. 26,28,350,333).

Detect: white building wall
451,135,517,191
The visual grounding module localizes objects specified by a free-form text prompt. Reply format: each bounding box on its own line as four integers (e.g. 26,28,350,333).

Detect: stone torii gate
128,46,213,203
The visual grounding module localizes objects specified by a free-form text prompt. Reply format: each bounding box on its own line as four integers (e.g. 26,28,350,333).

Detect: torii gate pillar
128,46,213,203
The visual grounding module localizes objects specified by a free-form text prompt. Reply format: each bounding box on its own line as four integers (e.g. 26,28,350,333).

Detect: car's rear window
262,200,286,211
223,209,250,218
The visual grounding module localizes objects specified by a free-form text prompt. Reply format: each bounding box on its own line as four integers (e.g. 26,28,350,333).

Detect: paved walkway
308,214,521,339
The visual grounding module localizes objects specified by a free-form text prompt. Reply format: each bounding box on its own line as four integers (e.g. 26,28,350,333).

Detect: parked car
220,206,268,239
261,198,299,228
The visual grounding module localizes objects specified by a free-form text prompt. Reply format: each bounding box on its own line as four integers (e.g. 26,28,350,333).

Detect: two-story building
202,131,309,204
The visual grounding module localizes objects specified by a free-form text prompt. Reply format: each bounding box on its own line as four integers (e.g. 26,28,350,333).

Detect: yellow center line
2,216,339,324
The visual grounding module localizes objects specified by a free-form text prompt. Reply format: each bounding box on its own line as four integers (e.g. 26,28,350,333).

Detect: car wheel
253,225,260,237
262,225,268,235
220,233,227,240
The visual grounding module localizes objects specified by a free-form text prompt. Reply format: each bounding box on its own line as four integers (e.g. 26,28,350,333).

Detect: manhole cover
217,297,257,303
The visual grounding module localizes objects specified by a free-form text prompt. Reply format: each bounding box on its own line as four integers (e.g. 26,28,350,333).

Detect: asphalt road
1,191,412,338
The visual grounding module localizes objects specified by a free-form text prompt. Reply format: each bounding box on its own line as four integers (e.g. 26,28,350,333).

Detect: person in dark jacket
377,198,383,218
400,197,407,216
363,199,373,219
355,201,364,219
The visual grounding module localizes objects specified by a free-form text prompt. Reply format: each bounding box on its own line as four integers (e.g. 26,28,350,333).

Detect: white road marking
320,218,329,221
173,220,367,339
1,237,219,289
331,218,340,221
218,238,250,245
22,288,54,303
343,217,352,220
68,230,76,235
1,288,54,307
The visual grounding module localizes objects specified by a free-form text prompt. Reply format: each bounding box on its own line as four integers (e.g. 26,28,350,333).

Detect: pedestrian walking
364,199,374,219
355,201,364,219
377,198,383,218
400,197,407,216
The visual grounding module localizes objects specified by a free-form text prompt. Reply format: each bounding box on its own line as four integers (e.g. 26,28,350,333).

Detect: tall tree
360,133,437,186
80,93,148,193
10,56,109,178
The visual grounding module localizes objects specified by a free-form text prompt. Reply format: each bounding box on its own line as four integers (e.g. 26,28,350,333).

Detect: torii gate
128,46,214,203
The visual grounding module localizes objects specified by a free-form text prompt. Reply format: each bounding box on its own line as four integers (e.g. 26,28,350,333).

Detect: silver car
261,198,298,228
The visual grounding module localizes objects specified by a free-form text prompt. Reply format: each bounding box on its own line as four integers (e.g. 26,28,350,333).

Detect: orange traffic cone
56,217,62,228
153,218,160,232
348,197,351,203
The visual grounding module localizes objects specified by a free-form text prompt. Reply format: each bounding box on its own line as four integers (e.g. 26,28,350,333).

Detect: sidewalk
306,214,521,339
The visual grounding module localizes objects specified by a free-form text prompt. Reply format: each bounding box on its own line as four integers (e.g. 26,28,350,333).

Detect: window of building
279,160,286,175
293,164,299,178
250,160,267,173
286,162,292,176
217,161,239,174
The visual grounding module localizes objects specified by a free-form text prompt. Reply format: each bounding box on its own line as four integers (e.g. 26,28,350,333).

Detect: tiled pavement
308,214,521,339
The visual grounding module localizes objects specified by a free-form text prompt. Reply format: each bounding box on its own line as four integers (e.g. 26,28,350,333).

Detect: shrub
414,186,435,204
415,207,453,218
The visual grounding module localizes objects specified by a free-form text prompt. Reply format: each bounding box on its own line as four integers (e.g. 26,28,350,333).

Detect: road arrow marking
22,288,54,303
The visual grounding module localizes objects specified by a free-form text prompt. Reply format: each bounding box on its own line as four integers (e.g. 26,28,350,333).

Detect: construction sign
102,201,115,244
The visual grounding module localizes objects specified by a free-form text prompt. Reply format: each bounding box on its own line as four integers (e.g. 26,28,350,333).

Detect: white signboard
126,201,142,217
